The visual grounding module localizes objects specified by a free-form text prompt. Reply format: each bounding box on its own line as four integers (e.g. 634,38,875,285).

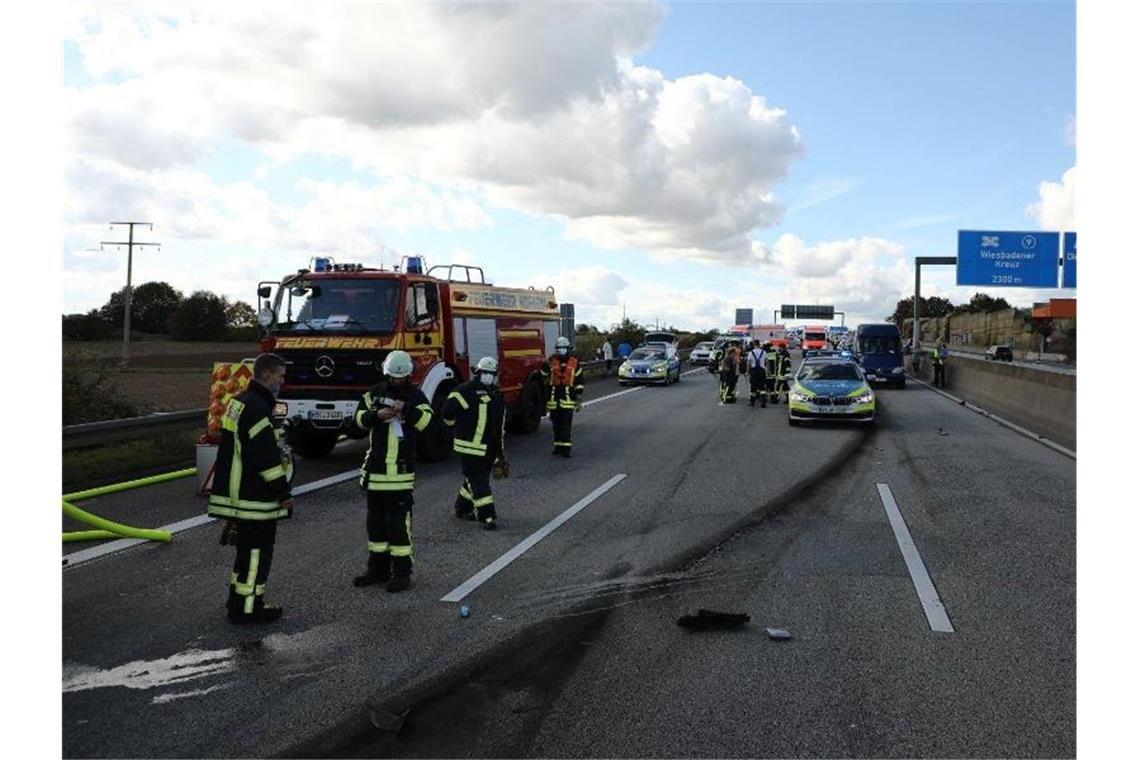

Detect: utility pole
102,222,160,365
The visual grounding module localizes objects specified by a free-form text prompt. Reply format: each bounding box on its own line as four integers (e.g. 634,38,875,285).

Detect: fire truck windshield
274,278,401,334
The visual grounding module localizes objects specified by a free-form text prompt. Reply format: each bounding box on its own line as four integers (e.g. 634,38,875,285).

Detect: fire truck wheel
507,378,544,434
286,429,340,459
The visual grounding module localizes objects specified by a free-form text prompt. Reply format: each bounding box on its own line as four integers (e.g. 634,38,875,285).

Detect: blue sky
62,1,1075,330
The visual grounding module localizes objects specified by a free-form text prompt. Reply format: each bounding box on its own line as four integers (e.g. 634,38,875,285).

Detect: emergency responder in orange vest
719,342,741,403
541,336,584,458
350,350,434,592
208,353,294,624
443,356,508,531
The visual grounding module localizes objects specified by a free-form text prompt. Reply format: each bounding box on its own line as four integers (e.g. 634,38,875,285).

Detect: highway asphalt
61,367,1074,758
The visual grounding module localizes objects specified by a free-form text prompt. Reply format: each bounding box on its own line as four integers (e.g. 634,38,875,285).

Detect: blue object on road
459,605,470,618
957,230,1060,288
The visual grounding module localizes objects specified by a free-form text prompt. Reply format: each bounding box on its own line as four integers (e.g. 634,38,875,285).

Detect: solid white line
579,368,704,409
440,473,627,603
911,377,1075,459
876,483,955,634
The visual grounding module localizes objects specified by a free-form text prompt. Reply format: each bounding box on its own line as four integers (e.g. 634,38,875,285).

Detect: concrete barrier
919,354,1075,450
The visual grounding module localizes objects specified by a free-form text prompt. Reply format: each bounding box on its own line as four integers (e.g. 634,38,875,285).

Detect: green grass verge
63,430,200,491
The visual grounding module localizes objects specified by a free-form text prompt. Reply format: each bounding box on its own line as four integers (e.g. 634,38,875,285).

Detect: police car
788,358,875,426
618,345,682,385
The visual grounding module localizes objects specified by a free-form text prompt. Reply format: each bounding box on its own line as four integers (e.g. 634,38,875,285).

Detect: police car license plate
309,410,343,421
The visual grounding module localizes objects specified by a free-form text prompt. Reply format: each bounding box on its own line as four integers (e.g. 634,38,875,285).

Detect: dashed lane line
440,473,627,603
876,483,955,634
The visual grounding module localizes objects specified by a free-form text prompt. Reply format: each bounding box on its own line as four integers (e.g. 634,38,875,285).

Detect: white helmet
556,336,571,349
474,356,499,374
382,350,414,378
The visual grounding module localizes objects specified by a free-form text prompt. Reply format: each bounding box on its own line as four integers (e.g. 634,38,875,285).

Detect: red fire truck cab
254,257,560,461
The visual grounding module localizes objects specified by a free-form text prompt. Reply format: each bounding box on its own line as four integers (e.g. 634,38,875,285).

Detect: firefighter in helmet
442,356,508,531
350,350,434,593
208,353,293,624
775,345,793,404
719,340,741,404
540,336,584,458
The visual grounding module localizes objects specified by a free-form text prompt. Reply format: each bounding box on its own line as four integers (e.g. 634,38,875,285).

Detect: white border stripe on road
876,483,955,634
911,377,1075,459
440,473,627,603
580,368,704,409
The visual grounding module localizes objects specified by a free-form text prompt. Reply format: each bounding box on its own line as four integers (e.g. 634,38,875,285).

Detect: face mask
266,382,281,398
557,348,568,356
479,373,496,387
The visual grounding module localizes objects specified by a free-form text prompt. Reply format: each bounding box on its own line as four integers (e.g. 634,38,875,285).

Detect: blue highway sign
1062,232,1076,288
957,230,1060,288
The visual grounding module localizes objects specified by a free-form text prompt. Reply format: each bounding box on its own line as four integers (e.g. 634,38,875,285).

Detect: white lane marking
579,368,704,409
440,473,627,603
64,471,364,569
911,377,1075,459
876,483,954,633
65,375,661,570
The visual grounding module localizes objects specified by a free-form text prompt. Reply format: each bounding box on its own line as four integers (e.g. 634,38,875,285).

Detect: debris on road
368,706,410,734
677,609,750,631
459,605,470,618
765,627,792,641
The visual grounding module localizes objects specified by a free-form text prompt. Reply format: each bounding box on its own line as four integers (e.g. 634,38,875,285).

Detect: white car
689,341,715,365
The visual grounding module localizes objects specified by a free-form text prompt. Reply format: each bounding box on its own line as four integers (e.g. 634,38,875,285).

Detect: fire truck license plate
309,410,343,421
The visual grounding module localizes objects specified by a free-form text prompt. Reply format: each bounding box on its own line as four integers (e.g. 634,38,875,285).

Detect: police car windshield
799,362,862,381
276,279,401,333
630,348,666,360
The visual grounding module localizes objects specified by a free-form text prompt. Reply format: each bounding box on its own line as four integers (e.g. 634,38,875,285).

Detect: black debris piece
677,609,751,630
368,706,410,734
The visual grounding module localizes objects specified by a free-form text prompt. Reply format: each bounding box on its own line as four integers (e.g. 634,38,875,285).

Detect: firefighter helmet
556,337,570,349
475,356,499,374
382,350,414,378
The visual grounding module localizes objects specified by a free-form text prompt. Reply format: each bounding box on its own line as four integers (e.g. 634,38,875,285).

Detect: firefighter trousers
226,520,278,617
550,408,574,451
455,454,496,522
749,368,768,405
933,362,946,388
365,490,413,577
719,371,738,402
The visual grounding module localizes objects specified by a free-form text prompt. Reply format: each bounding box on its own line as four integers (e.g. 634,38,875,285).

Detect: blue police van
852,323,906,388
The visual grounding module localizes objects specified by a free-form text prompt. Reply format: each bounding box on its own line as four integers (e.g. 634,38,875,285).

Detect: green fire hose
62,467,196,544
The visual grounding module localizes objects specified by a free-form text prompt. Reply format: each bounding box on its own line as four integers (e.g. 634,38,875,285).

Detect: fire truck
243,256,561,461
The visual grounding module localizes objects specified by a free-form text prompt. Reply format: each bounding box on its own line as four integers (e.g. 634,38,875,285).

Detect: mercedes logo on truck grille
314,355,336,378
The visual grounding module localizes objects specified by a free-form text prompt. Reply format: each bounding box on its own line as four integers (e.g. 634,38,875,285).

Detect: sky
62,0,1076,331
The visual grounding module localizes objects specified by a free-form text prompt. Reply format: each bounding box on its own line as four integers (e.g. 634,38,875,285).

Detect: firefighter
443,356,507,531
774,346,793,404
765,344,780,404
719,342,741,404
208,353,294,624
350,350,434,593
541,336,584,458
746,340,768,408
932,342,948,388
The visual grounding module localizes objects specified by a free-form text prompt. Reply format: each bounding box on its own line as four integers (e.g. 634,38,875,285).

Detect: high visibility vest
550,356,578,386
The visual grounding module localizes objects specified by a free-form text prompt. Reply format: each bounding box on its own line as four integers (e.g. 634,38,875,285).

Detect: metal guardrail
61,348,695,449
63,409,206,450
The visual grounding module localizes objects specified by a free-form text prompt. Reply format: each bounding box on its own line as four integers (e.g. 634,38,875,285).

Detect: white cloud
529,266,630,307
66,1,803,267
1026,166,1076,231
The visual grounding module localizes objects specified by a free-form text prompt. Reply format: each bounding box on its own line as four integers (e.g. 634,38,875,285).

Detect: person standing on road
602,337,614,373
765,345,780,405
208,353,294,624
719,342,740,404
350,350,434,593
775,346,793,404
932,342,948,388
541,336,584,458
746,340,768,407
443,356,508,531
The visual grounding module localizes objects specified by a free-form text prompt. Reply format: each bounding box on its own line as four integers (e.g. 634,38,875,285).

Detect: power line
101,222,161,365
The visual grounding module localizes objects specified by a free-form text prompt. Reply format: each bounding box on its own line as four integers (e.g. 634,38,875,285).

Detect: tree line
62,281,259,341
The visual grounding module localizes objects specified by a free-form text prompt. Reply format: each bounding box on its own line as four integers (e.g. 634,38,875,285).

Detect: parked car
985,345,1014,362
853,323,906,388
689,341,715,365
618,345,682,385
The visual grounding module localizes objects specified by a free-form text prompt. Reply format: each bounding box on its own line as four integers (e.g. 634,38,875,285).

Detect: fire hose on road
61,468,195,543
